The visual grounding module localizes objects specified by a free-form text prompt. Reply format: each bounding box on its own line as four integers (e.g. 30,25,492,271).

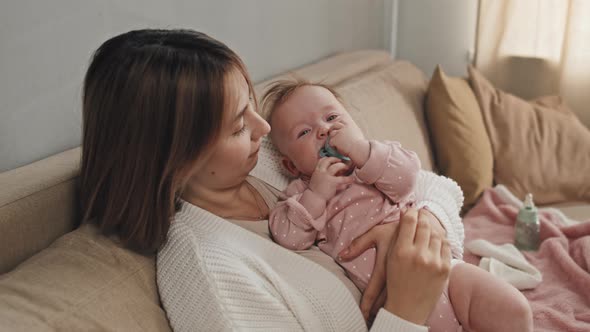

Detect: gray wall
0,0,389,172
396,0,478,77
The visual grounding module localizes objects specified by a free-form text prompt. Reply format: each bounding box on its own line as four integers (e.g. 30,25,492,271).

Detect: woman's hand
338,208,451,324
419,207,447,237
382,208,451,325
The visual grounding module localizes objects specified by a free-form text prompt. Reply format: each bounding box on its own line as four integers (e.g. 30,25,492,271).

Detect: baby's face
270,85,361,176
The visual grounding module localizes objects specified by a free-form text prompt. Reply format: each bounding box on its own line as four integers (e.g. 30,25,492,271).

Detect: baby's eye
297,129,310,138
326,114,338,121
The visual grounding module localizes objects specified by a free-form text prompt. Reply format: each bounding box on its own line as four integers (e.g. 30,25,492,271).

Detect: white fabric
465,239,542,290
157,201,427,332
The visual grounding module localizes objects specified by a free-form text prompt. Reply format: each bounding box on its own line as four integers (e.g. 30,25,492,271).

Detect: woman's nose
251,111,271,140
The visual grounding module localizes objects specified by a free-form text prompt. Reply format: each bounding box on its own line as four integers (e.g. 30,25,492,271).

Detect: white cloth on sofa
466,239,542,290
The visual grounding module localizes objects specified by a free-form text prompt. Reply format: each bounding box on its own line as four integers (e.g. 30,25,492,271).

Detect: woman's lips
249,146,260,158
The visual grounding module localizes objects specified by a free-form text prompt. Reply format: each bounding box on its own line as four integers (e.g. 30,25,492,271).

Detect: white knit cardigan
157,171,464,331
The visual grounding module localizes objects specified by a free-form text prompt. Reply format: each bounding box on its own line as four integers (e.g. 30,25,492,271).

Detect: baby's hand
309,157,355,200
329,123,370,167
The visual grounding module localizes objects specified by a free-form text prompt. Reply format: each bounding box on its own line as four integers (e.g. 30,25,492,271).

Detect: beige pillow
468,66,590,204
425,66,494,212
0,224,171,331
334,61,436,171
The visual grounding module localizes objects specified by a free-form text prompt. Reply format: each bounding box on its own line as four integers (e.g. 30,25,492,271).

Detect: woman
80,29,463,331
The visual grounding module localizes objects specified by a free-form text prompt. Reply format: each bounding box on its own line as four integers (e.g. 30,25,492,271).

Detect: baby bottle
514,193,540,251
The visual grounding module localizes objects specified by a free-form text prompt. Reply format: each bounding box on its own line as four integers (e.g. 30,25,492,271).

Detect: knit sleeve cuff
370,309,428,332
285,194,328,232
356,140,389,184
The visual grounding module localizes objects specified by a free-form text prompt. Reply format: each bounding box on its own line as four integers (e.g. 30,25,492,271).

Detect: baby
263,79,533,332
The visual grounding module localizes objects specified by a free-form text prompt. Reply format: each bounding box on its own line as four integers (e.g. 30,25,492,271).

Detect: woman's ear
281,157,300,177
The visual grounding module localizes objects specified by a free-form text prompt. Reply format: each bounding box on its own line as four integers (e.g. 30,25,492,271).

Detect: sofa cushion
0,223,170,331
425,66,494,212
469,65,590,204
254,49,392,96
334,61,435,171
0,148,80,274
544,201,590,223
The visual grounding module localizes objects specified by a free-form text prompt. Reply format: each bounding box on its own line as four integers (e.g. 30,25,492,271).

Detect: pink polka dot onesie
269,140,420,291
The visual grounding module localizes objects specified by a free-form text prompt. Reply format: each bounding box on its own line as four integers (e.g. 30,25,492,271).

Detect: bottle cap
524,193,535,209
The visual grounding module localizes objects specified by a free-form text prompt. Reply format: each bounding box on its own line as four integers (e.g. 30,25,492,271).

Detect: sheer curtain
475,0,590,127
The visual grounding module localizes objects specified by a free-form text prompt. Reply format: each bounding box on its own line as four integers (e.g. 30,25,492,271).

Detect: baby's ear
281,157,300,178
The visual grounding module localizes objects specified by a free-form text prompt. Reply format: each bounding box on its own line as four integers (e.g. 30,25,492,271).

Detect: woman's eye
233,124,247,136
327,114,338,121
297,129,310,138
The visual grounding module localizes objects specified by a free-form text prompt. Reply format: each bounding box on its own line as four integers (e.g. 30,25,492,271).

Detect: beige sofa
1,50,588,331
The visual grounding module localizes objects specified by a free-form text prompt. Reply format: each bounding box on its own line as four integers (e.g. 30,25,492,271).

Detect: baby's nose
317,125,330,138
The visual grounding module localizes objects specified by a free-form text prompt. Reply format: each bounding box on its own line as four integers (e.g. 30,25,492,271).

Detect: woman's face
185,69,271,191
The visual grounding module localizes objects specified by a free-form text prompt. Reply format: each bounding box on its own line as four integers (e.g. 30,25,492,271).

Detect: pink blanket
463,187,590,332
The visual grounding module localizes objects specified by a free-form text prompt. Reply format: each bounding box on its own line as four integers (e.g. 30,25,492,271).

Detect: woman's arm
339,209,456,321
351,209,451,331
339,170,462,323
158,223,310,331
381,209,451,325
157,224,233,331
158,220,427,332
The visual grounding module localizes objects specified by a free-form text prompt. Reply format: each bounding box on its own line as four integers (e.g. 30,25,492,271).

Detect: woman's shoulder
157,204,254,280
162,200,272,257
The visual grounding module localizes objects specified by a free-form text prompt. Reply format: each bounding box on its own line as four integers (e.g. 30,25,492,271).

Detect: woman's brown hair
80,29,255,253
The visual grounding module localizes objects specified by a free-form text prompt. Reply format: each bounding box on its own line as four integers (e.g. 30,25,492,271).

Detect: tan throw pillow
0,224,171,331
468,65,590,204
425,66,494,212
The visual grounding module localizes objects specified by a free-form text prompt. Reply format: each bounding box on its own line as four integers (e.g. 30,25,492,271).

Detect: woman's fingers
381,209,452,325
338,226,379,260
428,232,442,256
360,264,385,320
418,208,446,236
360,245,387,320
396,208,419,248
367,290,387,324
413,217,431,251
338,223,397,321
441,240,452,270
